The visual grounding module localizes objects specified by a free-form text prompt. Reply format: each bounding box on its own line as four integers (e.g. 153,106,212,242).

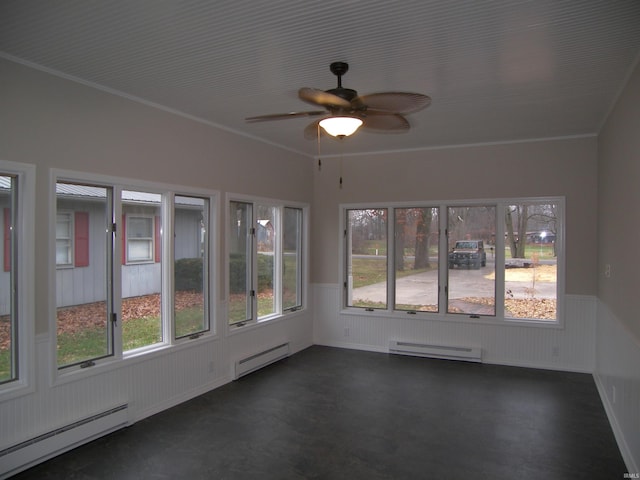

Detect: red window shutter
154,215,161,263
3,208,10,272
121,214,127,265
74,212,90,267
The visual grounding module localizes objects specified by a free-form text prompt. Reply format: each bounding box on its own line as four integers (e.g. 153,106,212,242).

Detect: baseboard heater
234,343,290,379
389,340,482,363
0,404,128,479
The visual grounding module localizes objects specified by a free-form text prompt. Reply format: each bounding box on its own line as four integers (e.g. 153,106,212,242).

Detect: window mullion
388,209,395,312
439,204,448,313
163,192,174,344
274,206,283,315
112,185,123,360
250,204,257,322
495,204,506,319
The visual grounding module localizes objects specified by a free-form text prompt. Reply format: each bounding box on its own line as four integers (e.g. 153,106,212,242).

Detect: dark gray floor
12,346,626,479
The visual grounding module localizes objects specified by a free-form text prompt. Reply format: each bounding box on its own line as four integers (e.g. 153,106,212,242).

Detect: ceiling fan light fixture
319,116,363,137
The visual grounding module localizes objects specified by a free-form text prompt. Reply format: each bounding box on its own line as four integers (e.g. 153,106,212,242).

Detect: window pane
283,207,302,311
229,201,252,324
394,207,439,312
1,175,17,383
347,208,388,309
257,205,276,318
56,182,113,367
128,216,152,237
504,203,558,321
174,195,209,338
122,191,162,351
447,206,496,316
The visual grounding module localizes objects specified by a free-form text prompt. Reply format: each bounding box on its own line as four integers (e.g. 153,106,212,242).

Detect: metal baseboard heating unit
234,343,290,379
0,404,128,479
389,340,482,363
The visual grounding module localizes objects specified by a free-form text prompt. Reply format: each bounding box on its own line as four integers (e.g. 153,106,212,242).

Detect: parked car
448,240,486,269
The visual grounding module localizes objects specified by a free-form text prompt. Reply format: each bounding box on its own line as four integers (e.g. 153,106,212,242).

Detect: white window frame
226,194,308,333
340,196,565,327
0,160,35,401
50,169,218,383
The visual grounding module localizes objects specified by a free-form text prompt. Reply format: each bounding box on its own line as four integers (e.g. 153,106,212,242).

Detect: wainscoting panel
594,301,640,473
313,284,596,373
0,311,313,477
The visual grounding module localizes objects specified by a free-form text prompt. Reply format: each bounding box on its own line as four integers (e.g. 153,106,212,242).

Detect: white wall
0,57,314,474
596,59,640,472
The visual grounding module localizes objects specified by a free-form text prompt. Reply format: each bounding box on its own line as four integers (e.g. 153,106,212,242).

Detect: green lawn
351,257,430,289
0,349,11,382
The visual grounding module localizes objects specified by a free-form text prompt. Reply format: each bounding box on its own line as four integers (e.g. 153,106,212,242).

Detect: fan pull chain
339,155,343,189
317,123,322,170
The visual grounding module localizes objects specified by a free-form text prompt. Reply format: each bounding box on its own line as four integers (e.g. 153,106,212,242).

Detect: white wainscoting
0,312,313,476
594,301,640,474
313,284,596,372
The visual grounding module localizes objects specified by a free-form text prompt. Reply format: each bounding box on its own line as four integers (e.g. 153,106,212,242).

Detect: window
121,190,162,351
447,205,496,315
174,195,210,339
1,163,35,396
504,202,559,321
346,208,388,309
229,200,252,325
1,175,18,384
228,198,306,327
283,207,303,311
394,207,439,312
343,198,563,324
55,173,215,372
56,182,114,368
257,204,277,317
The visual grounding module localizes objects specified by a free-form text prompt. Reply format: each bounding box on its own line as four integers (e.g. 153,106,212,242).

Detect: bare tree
414,208,433,269
505,205,528,258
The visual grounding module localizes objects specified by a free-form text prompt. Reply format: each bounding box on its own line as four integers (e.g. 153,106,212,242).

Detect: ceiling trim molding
312,133,598,160
0,52,312,159
597,49,640,135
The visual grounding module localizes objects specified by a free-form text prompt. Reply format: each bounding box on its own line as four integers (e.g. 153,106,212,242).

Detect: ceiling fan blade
361,113,410,132
245,110,326,122
355,92,431,114
299,87,351,109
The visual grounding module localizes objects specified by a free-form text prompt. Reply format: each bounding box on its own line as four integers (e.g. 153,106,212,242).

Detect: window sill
226,308,307,337
0,379,35,403
53,332,219,387
339,307,562,329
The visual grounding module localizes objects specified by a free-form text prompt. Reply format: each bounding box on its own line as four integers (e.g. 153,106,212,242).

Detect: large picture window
343,198,563,324
54,174,215,372
228,198,306,327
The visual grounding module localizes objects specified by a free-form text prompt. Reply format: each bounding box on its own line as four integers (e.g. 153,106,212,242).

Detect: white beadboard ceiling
1,0,640,158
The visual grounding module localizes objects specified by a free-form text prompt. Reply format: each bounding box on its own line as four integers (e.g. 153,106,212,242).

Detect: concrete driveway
352,260,557,305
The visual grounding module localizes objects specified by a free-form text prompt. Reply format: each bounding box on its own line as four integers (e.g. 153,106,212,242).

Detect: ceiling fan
245,62,431,139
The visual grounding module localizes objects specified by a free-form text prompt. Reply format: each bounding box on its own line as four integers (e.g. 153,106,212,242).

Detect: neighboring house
0,181,204,315
256,219,274,251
